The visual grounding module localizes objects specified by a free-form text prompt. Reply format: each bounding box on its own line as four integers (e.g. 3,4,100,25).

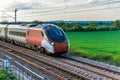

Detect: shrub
111,56,120,66
0,69,18,80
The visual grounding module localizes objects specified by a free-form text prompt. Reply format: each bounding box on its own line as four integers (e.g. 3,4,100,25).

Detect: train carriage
0,24,8,40
7,25,28,43
0,24,70,54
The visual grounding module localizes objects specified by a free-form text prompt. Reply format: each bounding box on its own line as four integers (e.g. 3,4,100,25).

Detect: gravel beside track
60,55,120,79
61,54,120,74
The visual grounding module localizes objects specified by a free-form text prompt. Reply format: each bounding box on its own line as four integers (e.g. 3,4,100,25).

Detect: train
0,24,70,54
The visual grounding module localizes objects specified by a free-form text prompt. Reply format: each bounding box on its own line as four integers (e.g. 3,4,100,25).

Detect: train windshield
44,25,66,43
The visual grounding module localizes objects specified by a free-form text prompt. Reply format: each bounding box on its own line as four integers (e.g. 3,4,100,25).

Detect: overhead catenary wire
0,11,15,19
1,0,120,21
17,6,120,17
16,0,120,15
31,0,120,10
2,0,120,13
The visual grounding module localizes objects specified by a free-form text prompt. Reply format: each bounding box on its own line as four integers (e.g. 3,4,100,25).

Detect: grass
66,30,120,66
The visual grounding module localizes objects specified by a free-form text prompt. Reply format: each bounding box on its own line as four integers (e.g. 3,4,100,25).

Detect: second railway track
0,40,120,80
0,40,90,80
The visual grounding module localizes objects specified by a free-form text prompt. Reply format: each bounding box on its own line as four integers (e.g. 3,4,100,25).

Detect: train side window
27,31,29,35
41,31,44,37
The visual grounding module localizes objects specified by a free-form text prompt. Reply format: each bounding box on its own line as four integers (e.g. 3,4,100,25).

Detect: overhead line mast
15,9,18,23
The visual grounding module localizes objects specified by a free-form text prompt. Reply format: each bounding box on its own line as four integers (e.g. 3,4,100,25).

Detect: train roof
0,24,61,30
0,24,8,28
20,23,39,28
36,24,60,29
6,23,39,29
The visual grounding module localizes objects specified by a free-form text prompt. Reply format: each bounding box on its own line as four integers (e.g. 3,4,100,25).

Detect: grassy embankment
66,30,120,66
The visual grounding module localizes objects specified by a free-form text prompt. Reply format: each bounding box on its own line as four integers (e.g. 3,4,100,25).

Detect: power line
17,6,120,17
1,0,120,21
2,0,120,13
23,0,120,10
16,0,120,15
1,11,15,19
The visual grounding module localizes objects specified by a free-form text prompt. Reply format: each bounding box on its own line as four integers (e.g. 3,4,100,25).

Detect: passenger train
0,24,70,54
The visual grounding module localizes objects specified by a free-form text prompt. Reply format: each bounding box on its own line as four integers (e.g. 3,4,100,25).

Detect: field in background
66,30,120,66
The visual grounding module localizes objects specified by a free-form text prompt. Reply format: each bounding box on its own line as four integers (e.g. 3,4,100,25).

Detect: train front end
42,24,70,54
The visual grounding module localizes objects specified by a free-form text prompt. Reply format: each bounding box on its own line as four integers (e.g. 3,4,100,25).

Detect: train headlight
50,42,54,46
66,40,69,44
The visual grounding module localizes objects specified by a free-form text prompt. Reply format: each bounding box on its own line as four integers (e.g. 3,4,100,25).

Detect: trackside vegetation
0,68,18,80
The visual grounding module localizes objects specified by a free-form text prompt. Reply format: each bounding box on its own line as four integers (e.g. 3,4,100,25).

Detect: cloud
0,0,87,11
4,1,31,10
88,0,115,3
4,0,59,11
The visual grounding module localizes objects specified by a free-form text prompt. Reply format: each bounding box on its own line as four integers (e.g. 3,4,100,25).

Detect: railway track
0,40,120,80
60,55,120,79
0,46,66,80
0,41,90,80
61,55,120,75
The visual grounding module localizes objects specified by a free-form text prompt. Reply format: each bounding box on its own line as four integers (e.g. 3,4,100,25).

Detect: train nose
54,42,68,53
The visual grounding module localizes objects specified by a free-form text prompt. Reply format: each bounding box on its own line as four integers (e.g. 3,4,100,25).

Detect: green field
66,30,120,66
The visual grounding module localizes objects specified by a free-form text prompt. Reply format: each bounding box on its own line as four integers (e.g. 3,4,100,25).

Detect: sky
0,0,120,22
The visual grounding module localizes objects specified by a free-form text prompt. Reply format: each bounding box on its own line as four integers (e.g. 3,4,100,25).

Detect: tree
73,24,83,31
32,20,43,24
87,23,97,31
114,20,120,29
61,24,68,32
2,20,8,24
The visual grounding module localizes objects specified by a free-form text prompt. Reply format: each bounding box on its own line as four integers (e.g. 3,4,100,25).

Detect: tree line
52,20,120,32
1,19,120,32
33,20,119,32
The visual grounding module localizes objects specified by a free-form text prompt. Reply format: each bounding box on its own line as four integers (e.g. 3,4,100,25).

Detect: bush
0,68,18,80
114,20,120,29
109,56,120,66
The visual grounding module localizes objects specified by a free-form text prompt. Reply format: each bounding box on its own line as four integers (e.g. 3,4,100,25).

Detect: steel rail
0,40,119,80
62,55,120,75
0,45,91,80
0,47,66,80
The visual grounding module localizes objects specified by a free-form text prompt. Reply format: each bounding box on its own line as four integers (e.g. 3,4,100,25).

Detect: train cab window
43,25,66,43
41,31,44,37
47,29,66,43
